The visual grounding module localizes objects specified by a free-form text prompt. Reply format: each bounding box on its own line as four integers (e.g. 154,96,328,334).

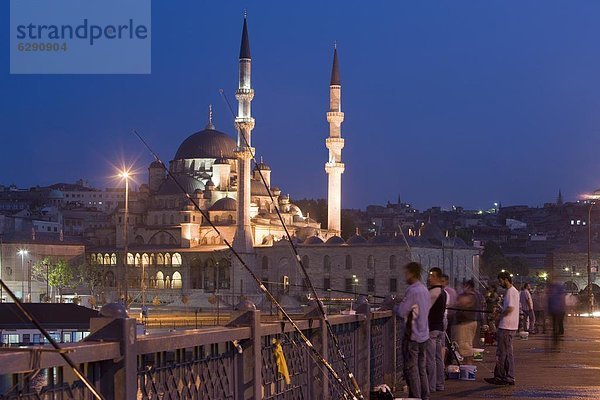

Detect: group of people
394,262,571,399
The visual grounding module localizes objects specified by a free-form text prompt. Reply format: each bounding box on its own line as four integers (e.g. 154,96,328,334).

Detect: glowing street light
118,168,133,306
17,249,28,301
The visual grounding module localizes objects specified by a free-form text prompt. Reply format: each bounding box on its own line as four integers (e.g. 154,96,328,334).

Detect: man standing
395,262,431,400
520,283,535,333
485,271,519,386
441,274,457,365
426,267,446,393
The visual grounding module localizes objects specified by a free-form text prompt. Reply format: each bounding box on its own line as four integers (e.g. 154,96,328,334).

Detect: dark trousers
404,340,430,400
551,312,565,347
494,328,516,383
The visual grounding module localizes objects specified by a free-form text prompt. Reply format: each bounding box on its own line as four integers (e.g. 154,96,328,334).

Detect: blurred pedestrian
426,267,446,393
441,274,457,365
520,283,535,333
547,280,566,350
395,262,431,400
484,271,518,386
454,279,479,364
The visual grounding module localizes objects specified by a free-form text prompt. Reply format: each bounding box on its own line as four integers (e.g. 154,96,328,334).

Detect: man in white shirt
485,271,518,386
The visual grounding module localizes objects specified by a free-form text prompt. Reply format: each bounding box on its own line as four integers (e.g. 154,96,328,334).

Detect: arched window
201,237,208,245
104,271,115,287
172,271,182,289
156,271,164,289
218,260,231,289
149,253,155,265
214,215,220,223
228,215,234,224
156,253,164,265
345,255,352,270
367,255,375,270
165,276,172,289
324,255,331,272
97,253,103,264
127,253,134,265
111,253,117,265
135,254,141,267
91,254,96,264
142,253,149,266
172,253,182,266
135,235,144,245
104,253,111,265
262,256,269,270
165,253,171,266
389,255,397,270
301,255,309,269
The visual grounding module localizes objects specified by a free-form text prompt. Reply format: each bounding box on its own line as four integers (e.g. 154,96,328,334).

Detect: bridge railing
0,308,404,400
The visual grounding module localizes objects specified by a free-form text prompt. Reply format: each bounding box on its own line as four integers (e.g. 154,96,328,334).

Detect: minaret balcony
325,162,345,174
235,89,255,102
326,137,345,151
326,111,345,124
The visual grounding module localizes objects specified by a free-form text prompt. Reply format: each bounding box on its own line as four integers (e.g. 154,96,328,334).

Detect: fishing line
220,89,364,399
132,129,358,400
0,279,105,399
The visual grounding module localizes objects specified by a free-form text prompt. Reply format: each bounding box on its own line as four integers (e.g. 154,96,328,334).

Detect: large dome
174,127,237,160
157,175,204,196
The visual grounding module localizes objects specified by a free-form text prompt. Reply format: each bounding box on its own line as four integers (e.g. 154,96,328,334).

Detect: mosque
88,16,480,306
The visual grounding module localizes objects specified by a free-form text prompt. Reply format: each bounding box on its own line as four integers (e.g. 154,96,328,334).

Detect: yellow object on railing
272,339,291,385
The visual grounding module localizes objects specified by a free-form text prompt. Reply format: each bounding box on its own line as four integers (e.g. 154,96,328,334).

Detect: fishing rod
261,280,386,300
0,279,104,399
220,89,364,399
132,130,358,400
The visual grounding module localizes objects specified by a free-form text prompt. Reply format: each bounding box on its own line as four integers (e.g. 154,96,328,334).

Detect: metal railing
0,307,404,399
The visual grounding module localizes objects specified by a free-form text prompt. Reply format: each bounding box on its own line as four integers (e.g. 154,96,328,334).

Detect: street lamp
119,169,131,306
17,249,28,301
583,193,600,316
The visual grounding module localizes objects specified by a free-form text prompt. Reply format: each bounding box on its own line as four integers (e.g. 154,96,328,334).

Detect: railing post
320,317,330,399
227,300,261,400
356,298,371,395
84,303,137,400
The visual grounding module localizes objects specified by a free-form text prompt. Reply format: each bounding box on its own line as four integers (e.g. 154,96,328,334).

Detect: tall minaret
233,13,255,252
325,44,345,235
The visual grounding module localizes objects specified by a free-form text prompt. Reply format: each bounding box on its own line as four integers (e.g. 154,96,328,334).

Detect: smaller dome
347,234,367,245
254,161,271,171
325,235,345,245
289,204,303,217
48,189,64,199
206,180,215,188
157,175,204,196
149,160,162,168
210,197,236,211
303,236,324,245
251,180,270,196
214,156,230,165
369,235,391,244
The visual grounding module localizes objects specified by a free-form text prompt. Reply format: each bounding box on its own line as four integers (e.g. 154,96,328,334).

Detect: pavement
427,317,600,400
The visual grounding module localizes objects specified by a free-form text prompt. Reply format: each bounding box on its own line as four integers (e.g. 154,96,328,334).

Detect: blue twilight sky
2,1,600,210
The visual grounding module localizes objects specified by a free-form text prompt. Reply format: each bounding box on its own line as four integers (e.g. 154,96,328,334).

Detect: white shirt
499,286,520,330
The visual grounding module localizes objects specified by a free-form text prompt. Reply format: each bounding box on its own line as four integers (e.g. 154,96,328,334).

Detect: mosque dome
210,197,237,212
251,180,270,196
174,127,237,160
157,175,204,196
254,159,271,171
303,236,324,245
325,235,345,245
346,234,367,245
149,160,162,168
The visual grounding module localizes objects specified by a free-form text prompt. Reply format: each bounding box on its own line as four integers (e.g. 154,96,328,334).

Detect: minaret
325,44,345,235
233,13,255,252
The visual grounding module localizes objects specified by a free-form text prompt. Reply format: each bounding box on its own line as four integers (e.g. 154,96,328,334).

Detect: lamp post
120,170,131,306
17,249,28,301
587,201,595,316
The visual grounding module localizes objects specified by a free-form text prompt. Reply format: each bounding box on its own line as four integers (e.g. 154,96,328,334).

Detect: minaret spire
233,13,255,254
325,45,345,235
206,104,215,130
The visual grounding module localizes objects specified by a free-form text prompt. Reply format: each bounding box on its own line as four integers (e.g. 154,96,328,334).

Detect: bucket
473,348,484,362
447,365,460,380
459,365,477,381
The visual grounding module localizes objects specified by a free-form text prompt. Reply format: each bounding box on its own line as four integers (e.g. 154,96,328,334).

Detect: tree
76,262,104,298
481,241,509,277
32,258,77,302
